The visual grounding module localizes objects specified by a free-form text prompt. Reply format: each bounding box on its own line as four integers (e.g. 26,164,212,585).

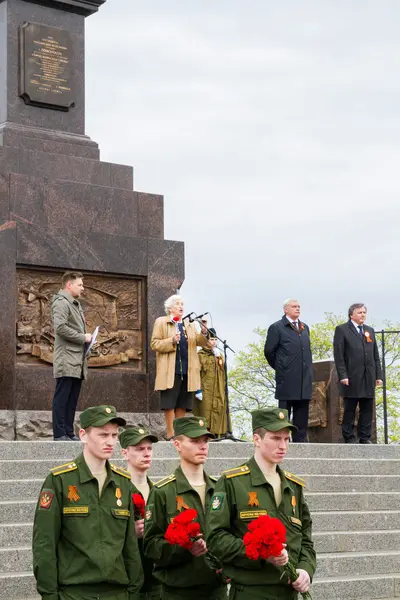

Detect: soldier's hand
266,547,288,567
376,379,383,387
84,333,92,343
135,519,144,539
340,378,349,386
292,569,311,593
189,537,207,557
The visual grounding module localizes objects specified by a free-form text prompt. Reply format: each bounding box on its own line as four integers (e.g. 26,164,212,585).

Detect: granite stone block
0,222,17,410
136,191,164,238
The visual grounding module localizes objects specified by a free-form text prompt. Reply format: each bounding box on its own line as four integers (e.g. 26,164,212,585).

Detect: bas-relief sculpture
17,269,144,370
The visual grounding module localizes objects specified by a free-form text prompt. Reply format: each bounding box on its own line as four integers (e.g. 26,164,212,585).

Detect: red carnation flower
132,493,145,519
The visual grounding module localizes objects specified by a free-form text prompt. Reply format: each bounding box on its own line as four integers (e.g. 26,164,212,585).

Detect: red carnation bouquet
243,514,312,599
132,493,146,519
165,508,227,582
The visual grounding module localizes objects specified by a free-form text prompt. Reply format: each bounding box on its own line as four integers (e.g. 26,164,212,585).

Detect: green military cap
80,405,126,429
119,425,158,448
173,416,215,439
251,407,297,433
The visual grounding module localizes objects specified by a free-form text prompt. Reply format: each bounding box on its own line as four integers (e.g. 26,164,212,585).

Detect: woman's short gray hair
164,294,183,315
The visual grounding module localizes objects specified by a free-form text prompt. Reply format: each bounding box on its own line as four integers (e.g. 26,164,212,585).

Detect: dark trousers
278,399,309,442
342,397,373,442
52,376,82,439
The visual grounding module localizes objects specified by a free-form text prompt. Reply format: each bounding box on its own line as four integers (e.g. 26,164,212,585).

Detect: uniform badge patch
211,493,224,511
39,491,54,509
145,508,152,521
67,485,80,502
248,491,259,507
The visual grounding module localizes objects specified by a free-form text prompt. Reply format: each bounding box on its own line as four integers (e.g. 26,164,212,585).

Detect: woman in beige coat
150,295,209,438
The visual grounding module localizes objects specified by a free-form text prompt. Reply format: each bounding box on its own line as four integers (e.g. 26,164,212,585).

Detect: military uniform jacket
132,478,161,595
206,457,316,587
143,466,224,591
32,454,143,600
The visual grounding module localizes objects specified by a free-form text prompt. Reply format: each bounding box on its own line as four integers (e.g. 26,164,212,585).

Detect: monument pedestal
308,360,377,443
0,0,184,437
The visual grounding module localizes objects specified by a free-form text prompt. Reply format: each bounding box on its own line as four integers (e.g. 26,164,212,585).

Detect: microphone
182,312,194,321
196,312,209,320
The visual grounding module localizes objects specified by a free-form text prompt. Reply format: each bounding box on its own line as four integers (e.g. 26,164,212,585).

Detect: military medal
116,487,122,507
248,491,259,507
291,495,297,515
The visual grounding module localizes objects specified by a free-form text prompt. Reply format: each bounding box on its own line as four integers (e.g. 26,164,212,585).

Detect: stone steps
4,545,400,579
1,441,400,600
2,571,400,600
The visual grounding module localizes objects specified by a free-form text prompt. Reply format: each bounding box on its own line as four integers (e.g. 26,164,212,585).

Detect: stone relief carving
16,270,144,370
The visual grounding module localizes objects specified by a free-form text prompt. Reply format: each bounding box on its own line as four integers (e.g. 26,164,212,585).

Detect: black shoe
359,439,372,444
68,435,80,441
344,439,357,444
54,435,69,441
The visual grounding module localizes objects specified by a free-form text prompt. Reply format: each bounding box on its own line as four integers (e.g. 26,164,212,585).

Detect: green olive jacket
32,453,143,600
143,466,225,591
206,457,316,588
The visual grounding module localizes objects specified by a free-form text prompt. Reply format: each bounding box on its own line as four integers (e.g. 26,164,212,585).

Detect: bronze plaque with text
19,21,75,111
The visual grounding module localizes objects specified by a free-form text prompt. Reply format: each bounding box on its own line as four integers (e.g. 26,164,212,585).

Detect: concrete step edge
316,550,400,558
313,572,400,583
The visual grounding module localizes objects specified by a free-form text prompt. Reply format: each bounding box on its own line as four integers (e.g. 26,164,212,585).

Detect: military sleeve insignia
211,493,225,511
39,491,54,509
248,491,259,507
67,486,80,502
145,505,153,521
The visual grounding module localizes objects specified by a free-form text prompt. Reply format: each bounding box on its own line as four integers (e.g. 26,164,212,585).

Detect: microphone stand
188,315,244,442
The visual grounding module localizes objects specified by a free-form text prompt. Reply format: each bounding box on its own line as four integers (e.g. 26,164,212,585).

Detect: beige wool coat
151,316,209,391
52,290,88,379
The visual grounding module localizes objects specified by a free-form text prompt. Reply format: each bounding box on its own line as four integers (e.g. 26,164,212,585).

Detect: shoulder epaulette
155,474,176,488
284,471,306,488
110,464,131,479
51,461,78,476
209,475,218,482
223,464,250,479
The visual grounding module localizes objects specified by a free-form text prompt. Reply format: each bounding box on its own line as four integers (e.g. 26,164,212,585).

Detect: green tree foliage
228,314,400,443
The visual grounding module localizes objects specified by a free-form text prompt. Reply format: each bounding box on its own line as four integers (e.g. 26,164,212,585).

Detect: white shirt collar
286,316,298,324
351,320,364,330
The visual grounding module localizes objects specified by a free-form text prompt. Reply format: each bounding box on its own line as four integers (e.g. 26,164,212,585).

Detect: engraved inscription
16,270,145,371
19,22,75,111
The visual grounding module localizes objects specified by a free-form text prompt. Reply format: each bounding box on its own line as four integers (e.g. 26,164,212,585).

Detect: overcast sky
85,1,400,358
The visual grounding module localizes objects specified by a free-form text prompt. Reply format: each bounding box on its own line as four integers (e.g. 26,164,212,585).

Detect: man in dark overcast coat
264,298,313,442
333,303,383,444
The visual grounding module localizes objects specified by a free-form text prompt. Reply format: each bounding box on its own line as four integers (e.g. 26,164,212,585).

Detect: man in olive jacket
143,416,227,600
52,271,92,440
32,405,144,600
207,408,316,600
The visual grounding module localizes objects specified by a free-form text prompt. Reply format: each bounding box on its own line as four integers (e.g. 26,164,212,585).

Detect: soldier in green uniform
143,416,227,600
120,425,161,600
32,405,144,600
207,408,316,600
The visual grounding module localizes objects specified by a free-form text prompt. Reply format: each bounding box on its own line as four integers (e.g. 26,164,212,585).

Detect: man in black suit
264,298,313,442
333,303,383,444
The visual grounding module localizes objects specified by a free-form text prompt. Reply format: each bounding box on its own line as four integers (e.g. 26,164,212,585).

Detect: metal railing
375,329,400,444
